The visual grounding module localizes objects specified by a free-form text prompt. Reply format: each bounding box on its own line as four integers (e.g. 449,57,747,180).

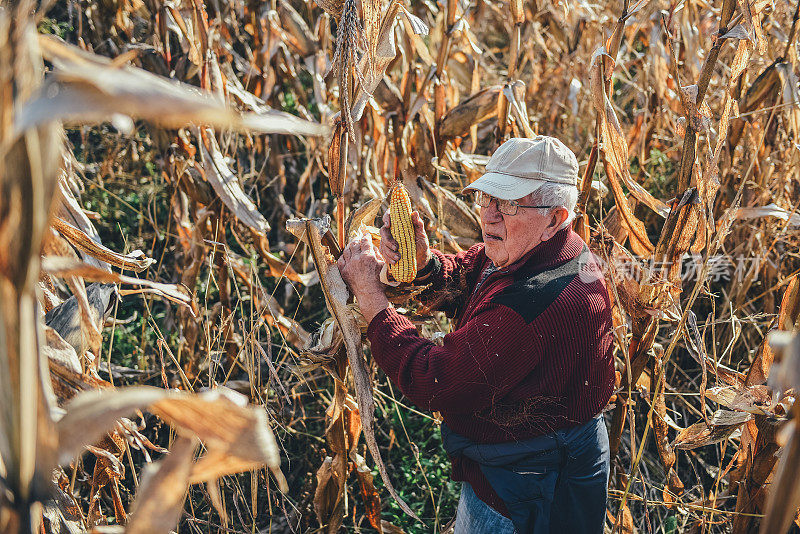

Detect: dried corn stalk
286,216,420,522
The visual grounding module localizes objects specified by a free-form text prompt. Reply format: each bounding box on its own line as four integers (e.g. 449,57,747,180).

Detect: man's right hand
379,209,432,275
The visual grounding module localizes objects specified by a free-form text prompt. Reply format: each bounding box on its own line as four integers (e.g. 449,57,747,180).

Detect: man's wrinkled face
480,193,563,268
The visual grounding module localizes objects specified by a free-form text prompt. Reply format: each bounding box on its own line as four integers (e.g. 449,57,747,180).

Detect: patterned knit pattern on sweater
366,227,615,517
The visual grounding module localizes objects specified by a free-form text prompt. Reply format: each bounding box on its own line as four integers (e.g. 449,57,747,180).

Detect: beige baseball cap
463,136,579,200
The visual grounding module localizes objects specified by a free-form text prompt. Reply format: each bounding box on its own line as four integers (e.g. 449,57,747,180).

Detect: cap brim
462,172,547,200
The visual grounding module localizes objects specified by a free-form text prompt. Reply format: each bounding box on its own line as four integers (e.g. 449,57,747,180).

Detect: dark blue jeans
447,414,610,534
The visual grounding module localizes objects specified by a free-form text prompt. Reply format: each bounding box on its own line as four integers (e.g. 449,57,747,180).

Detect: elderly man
337,136,615,533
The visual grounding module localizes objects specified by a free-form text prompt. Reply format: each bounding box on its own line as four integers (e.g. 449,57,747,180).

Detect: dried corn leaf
260,249,317,286
240,110,329,137
150,388,286,490
278,3,319,57
777,275,800,333
592,236,674,319
652,368,675,468
602,161,654,256
761,417,800,534
40,256,192,310
736,204,800,226
0,13,63,509
350,1,428,123
63,275,102,357
345,197,384,243
313,0,344,18
777,62,800,140
126,436,197,534
706,385,774,415
673,410,752,450
400,169,435,221
363,0,385,77
58,386,285,491
327,122,346,197
397,4,428,36
730,40,752,86
17,36,327,138
589,48,668,218
303,317,344,365
720,23,753,41
381,520,409,533
56,175,105,253
162,4,200,66
738,0,767,54
225,79,329,136
19,36,233,132
314,454,346,532
353,452,383,532
749,276,800,389
418,177,481,240
56,386,169,464
503,81,535,138
608,502,637,534
199,127,270,235
439,86,502,139
760,336,800,534
42,327,81,377
52,217,154,273
741,62,781,113
188,451,269,486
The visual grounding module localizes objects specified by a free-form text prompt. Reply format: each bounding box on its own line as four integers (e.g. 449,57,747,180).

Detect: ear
541,208,569,241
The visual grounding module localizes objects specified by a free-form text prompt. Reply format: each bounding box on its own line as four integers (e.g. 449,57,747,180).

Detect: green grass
38,16,72,39
373,388,459,532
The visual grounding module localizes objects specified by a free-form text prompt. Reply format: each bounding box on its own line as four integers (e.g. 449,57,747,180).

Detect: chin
483,241,506,266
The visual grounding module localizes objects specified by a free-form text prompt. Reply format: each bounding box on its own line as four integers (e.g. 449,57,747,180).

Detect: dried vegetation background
1,0,800,531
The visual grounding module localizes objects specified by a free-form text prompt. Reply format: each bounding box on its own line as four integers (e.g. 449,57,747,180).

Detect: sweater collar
490,227,584,276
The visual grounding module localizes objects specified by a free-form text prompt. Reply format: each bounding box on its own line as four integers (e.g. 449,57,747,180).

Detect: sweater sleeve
366,303,541,413
411,244,486,318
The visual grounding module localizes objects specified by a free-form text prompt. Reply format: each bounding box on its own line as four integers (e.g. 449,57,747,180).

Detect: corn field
0,0,799,531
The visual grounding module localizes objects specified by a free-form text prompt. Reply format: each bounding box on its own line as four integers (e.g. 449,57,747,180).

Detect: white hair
526,183,578,229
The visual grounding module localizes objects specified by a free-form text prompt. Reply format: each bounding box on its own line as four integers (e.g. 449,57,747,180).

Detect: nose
481,198,504,222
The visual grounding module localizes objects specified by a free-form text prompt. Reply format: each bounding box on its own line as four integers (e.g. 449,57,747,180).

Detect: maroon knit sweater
366,227,615,516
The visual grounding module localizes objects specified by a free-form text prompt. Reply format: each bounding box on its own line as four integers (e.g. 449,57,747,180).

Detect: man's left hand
337,234,390,323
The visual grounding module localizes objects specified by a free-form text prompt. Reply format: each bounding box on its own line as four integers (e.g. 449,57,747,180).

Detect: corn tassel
388,184,417,283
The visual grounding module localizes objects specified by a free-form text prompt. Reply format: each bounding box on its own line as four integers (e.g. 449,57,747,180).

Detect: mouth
484,232,503,241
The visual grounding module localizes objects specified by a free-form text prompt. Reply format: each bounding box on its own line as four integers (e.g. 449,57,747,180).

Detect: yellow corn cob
388,184,417,283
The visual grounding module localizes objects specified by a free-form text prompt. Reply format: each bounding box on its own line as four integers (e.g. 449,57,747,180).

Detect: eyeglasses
473,191,555,216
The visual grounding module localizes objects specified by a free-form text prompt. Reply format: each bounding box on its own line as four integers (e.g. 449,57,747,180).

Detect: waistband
442,413,604,467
